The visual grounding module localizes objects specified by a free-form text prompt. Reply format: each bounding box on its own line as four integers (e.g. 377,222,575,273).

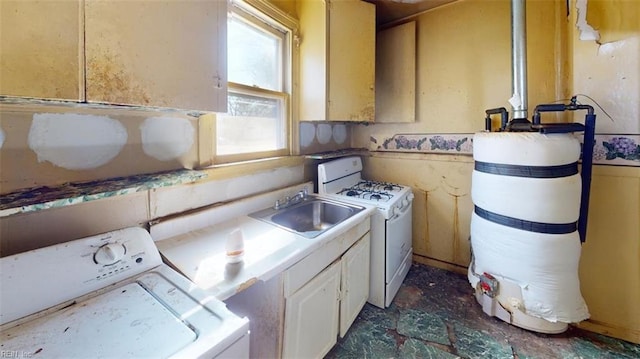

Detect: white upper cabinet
85,0,227,112
299,0,376,122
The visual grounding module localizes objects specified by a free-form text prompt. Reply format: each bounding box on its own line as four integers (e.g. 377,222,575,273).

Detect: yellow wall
587,0,640,43
354,0,562,137
571,0,640,343
354,0,564,269
361,153,474,271
577,166,640,343
353,0,640,343
571,0,639,133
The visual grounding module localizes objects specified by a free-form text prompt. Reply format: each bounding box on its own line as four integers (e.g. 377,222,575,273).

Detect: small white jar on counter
225,228,245,263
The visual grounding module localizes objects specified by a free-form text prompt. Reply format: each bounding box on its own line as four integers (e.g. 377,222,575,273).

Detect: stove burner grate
337,187,393,202
352,180,403,193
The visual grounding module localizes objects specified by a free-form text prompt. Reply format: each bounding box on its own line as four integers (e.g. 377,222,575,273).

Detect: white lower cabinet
282,260,341,359
340,233,371,337
282,223,371,359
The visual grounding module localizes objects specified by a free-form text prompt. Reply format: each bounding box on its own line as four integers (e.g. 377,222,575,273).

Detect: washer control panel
94,243,126,265
83,227,161,283
1,227,161,325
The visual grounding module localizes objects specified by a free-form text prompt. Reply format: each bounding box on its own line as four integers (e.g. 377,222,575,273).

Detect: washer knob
94,243,126,265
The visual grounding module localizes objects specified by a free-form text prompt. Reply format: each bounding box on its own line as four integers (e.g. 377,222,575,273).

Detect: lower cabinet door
340,233,371,337
282,260,341,359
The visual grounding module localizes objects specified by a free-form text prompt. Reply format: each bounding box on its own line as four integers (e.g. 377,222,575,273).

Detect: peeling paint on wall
576,0,600,41
585,0,640,44
299,122,315,147
140,117,194,161
316,123,332,144
298,122,354,155
333,124,347,144
28,113,127,170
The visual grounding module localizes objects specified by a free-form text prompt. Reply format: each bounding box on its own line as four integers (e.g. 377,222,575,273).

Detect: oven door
385,201,412,282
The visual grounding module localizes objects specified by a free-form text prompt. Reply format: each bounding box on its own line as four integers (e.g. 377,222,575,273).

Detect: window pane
217,92,285,155
228,17,282,91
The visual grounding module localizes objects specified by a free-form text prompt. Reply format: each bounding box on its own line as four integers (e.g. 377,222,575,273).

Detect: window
215,0,294,164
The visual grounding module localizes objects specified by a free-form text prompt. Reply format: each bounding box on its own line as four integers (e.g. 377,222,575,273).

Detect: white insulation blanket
469,131,589,323
470,214,590,323
472,171,582,224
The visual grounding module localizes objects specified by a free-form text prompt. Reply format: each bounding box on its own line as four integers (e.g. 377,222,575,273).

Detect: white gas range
318,156,414,308
0,227,250,358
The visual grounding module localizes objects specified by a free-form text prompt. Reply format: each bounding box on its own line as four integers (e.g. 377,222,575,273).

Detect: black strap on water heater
474,206,577,234
474,161,578,178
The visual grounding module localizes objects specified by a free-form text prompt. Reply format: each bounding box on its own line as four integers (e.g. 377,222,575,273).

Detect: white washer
0,227,249,358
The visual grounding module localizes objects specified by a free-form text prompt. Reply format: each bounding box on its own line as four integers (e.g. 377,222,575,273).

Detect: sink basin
249,196,365,238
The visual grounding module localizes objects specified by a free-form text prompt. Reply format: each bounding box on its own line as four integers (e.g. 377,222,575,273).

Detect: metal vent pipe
511,0,528,120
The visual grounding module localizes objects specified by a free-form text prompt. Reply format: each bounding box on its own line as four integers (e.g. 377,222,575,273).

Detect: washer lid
1,282,196,358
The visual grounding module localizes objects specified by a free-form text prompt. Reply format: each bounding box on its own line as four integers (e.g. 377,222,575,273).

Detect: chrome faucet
274,188,309,210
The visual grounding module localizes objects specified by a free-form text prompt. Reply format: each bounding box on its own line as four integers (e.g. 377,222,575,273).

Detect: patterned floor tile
328,263,640,359
399,338,459,359
397,309,450,345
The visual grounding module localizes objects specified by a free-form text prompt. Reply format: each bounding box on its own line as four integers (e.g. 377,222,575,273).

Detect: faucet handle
301,187,308,198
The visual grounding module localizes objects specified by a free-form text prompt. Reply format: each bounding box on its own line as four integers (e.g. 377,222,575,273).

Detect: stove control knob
402,199,409,207
94,243,126,265
393,206,401,216
407,193,415,201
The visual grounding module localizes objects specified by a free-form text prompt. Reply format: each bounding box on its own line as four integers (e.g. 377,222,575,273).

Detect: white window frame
211,0,297,165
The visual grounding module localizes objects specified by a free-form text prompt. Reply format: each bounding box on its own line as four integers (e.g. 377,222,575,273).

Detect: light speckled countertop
0,169,207,217
155,202,374,301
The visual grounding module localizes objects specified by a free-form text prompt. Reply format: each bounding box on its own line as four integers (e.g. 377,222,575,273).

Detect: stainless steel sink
249,196,365,238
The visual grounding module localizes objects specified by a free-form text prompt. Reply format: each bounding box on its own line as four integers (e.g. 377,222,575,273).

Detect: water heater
468,100,596,333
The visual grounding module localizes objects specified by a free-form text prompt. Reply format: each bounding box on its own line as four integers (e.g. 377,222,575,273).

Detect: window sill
0,169,207,218
198,156,305,180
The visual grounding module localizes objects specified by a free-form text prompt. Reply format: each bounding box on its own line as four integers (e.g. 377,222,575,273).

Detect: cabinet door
298,0,328,122
340,233,371,337
328,0,375,122
85,0,227,111
375,21,416,123
0,0,82,100
282,260,340,359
